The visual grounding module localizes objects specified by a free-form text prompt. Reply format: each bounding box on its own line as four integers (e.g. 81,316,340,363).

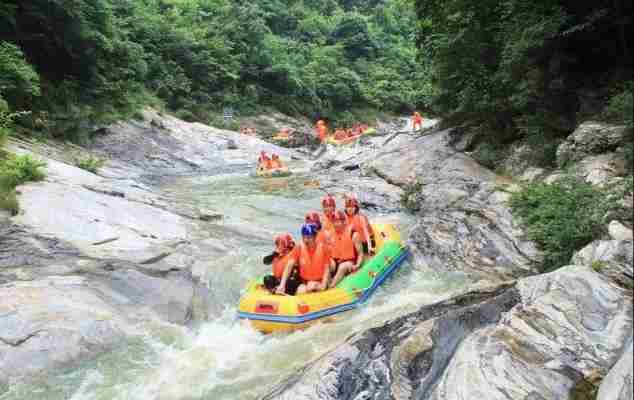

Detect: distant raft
324,127,376,146
255,166,292,178
237,223,409,334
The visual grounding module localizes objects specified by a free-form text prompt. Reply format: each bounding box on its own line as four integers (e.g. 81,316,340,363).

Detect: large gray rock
597,339,633,400
0,276,130,385
429,266,632,400
570,152,628,186
367,130,540,279
557,121,631,167
572,239,633,289
262,266,633,400
91,108,295,177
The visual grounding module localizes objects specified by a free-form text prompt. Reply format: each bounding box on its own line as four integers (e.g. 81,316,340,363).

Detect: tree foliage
416,0,633,142
0,0,428,138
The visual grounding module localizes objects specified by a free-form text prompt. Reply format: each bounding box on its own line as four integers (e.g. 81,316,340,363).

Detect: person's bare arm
352,233,363,271
276,259,296,294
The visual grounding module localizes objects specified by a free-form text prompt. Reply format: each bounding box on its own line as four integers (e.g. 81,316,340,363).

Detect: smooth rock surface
262,266,633,400
597,339,633,400
0,276,130,385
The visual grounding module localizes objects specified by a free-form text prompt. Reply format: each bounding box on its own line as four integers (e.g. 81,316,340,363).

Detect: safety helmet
345,196,359,209
333,210,347,222
305,212,322,230
301,223,318,237
274,233,294,251
321,194,336,208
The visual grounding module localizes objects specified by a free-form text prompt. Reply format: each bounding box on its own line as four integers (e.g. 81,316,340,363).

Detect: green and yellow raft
255,166,292,178
324,128,376,146
237,223,409,333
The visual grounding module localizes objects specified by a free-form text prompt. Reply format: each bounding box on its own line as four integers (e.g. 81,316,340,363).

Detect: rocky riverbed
1,111,632,400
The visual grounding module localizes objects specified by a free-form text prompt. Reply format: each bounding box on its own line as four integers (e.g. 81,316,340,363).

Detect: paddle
263,251,278,265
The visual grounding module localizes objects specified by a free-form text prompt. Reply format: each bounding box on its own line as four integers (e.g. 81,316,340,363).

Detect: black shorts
362,242,368,254
263,273,302,296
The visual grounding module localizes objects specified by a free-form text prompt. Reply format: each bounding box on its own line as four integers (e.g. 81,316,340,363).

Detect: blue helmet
301,223,318,237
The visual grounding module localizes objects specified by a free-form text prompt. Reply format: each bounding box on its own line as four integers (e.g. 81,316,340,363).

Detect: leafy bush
0,187,18,215
472,142,508,170
0,154,46,190
509,178,614,271
603,82,633,127
74,155,105,174
400,178,424,212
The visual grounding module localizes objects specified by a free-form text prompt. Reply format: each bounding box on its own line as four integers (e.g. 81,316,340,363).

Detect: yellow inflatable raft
238,223,409,333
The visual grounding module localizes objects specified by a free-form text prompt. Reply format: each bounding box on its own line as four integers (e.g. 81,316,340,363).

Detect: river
1,158,469,400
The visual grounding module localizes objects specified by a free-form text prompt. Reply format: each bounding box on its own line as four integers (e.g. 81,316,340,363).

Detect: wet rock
0,276,129,385
263,266,632,400
597,339,633,400
557,121,631,167
520,167,547,182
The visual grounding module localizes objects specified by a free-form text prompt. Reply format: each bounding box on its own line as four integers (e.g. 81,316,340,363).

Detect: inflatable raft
255,166,292,178
238,223,409,333
324,128,376,146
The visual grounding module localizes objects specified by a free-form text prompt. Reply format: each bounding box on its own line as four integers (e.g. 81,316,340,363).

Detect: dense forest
0,0,631,146
0,0,427,141
415,0,633,168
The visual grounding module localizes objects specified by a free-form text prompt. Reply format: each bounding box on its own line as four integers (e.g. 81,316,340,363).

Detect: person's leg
329,261,353,288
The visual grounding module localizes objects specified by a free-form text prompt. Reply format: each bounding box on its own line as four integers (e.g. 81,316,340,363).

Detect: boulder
557,121,631,167
597,339,633,400
609,220,634,241
263,266,633,400
572,239,633,289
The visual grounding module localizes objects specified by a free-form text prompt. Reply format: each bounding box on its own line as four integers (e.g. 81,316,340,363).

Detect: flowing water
2,158,469,400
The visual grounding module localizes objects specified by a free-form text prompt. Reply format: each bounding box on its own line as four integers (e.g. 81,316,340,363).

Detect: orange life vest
317,228,334,250
298,242,330,282
272,248,298,279
321,213,335,232
270,159,282,169
349,214,372,244
331,225,356,261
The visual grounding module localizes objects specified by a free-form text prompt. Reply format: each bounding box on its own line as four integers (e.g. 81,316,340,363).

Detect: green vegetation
0,154,46,215
416,0,632,168
509,178,617,271
0,0,427,139
74,155,106,174
400,178,424,212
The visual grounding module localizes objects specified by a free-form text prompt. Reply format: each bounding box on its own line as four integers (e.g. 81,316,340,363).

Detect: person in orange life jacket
270,153,284,169
315,120,328,142
334,128,347,140
320,194,337,233
277,224,333,295
262,234,301,295
328,211,363,288
305,212,334,250
412,112,423,131
344,194,374,256
258,151,273,170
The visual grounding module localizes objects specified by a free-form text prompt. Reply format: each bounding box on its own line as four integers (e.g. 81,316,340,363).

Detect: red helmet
345,196,359,209
321,194,336,208
274,233,294,251
334,210,347,222
305,212,321,228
